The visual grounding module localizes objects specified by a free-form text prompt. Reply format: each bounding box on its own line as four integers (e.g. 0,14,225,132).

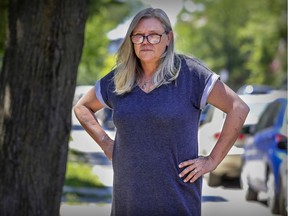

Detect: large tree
0,0,88,215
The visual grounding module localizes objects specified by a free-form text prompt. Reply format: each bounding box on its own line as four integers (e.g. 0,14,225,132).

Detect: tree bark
0,0,87,215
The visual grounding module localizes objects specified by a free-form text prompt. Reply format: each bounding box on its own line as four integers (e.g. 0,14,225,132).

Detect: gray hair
114,7,181,95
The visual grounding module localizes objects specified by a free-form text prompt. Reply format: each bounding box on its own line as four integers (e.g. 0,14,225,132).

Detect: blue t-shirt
96,55,219,216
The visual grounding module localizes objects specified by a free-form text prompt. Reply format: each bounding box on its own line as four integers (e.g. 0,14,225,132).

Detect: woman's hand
178,156,217,183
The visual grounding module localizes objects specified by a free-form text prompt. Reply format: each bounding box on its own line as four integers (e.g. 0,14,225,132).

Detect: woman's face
132,17,172,65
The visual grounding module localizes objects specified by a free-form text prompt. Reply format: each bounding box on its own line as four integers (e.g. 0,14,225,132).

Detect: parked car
279,155,287,216
198,92,285,186
241,96,287,215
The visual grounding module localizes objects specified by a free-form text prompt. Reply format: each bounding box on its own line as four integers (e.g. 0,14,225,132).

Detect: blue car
241,96,287,215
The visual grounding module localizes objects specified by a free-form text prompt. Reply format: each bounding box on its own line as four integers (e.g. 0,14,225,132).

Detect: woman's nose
142,35,149,44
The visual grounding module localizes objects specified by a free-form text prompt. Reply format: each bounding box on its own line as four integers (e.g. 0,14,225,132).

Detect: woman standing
74,7,249,216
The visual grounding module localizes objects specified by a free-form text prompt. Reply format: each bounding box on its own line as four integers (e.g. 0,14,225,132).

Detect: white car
198,91,285,186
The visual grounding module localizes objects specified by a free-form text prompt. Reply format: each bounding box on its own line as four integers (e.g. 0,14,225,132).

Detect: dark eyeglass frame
130,32,167,45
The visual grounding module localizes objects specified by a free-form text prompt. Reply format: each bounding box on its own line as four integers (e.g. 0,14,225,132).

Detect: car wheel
245,186,258,201
267,171,280,214
279,177,287,216
207,172,221,187
240,163,248,190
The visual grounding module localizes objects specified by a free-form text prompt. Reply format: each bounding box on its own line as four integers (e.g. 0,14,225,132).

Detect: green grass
65,162,105,188
63,149,111,204
64,149,105,188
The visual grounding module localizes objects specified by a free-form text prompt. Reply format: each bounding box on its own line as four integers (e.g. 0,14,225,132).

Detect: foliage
0,0,141,84
175,0,287,90
77,0,143,84
65,162,105,188
1,0,285,88
65,149,105,188
237,0,287,86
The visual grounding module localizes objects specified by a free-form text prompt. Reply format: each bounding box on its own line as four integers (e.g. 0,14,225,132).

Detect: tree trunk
0,0,87,215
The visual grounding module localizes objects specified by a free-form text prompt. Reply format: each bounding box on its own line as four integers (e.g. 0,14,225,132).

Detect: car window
255,101,282,132
202,106,214,124
248,103,268,118
244,102,269,124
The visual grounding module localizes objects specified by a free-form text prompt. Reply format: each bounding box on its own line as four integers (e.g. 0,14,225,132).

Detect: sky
107,0,184,40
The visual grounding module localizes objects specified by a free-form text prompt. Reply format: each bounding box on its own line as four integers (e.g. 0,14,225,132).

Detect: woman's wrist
100,133,114,160
101,134,109,143
100,134,113,147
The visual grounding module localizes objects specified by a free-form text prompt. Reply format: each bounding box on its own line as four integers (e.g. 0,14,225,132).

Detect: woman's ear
167,31,173,45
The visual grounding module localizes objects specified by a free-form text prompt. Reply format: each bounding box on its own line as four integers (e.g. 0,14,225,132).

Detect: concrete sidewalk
60,203,112,216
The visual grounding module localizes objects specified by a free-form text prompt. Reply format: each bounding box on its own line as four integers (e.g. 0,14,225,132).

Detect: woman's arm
178,80,250,183
206,80,250,165
73,87,114,160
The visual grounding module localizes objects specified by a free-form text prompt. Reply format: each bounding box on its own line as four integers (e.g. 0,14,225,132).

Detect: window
255,101,282,132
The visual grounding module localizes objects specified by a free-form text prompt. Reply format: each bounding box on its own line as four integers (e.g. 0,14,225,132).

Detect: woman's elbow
238,100,250,120
73,104,83,118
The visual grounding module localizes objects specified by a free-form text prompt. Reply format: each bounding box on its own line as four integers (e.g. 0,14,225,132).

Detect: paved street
201,177,274,216
61,178,274,216
61,176,274,216
61,152,275,216
61,125,276,216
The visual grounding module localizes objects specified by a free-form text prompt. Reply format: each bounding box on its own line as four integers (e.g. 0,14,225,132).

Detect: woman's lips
140,49,153,51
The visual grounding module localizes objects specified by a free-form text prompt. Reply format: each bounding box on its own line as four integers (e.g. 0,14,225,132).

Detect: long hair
114,8,181,95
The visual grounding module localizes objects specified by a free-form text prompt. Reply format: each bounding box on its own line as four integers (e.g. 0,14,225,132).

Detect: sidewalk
60,203,112,216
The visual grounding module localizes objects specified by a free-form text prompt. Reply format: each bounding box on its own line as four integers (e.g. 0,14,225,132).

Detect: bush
64,149,105,188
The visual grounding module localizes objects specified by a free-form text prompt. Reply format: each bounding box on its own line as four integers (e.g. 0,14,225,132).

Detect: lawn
63,149,110,203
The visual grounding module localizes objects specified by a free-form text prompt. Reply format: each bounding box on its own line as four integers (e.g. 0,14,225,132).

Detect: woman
74,7,249,216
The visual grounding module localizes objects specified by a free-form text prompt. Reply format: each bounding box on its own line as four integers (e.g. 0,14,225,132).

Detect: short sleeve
95,80,111,109
200,73,220,109
94,70,115,109
181,56,220,110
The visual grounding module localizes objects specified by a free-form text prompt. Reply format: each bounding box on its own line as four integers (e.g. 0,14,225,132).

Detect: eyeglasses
130,32,167,45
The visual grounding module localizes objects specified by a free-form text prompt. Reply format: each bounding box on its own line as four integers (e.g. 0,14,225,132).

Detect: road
201,176,274,216
61,161,274,215
62,124,276,216
61,174,274,216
